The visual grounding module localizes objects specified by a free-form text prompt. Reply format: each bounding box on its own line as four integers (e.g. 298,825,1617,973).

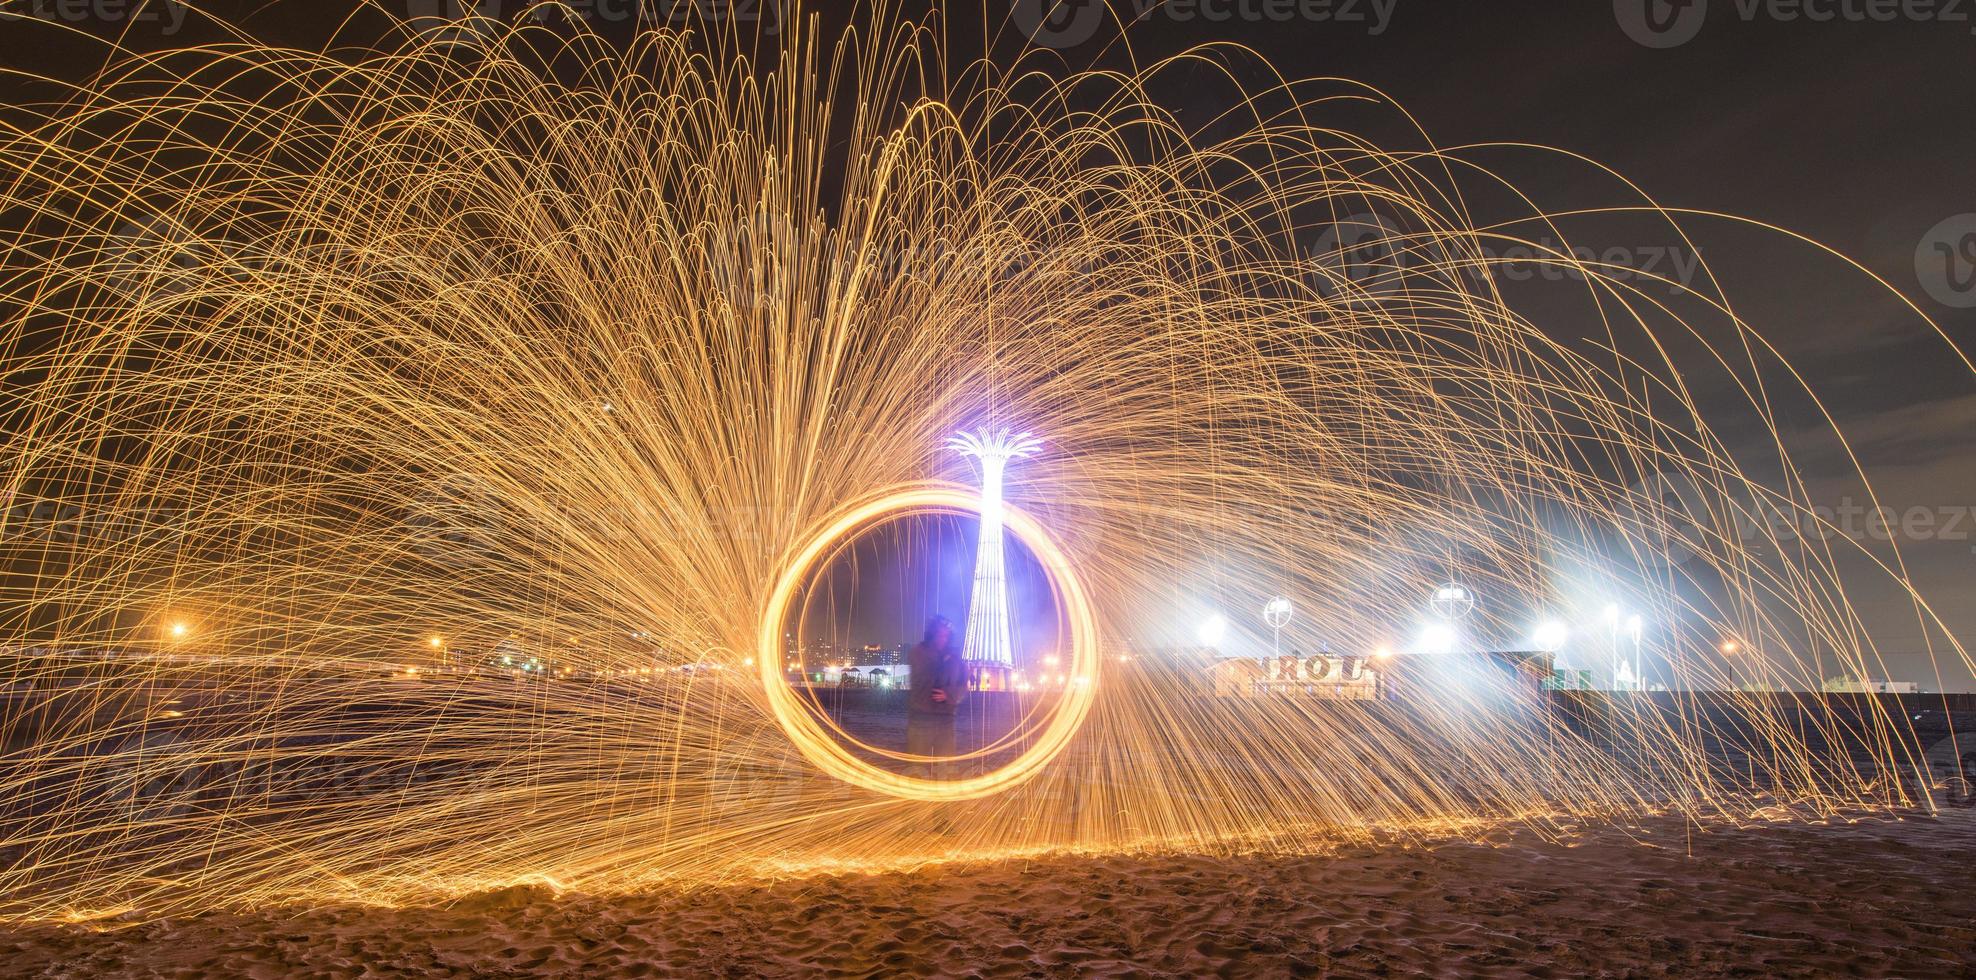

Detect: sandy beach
2,807,1969,978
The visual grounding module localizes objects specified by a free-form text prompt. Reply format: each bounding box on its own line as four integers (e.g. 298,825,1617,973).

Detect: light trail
758,482,1097,802
0,2,1964,920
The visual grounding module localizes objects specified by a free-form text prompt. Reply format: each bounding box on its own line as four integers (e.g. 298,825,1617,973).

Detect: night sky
1,1,1969,685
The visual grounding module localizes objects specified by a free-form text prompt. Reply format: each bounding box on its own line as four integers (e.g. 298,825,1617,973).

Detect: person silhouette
906,614,967,776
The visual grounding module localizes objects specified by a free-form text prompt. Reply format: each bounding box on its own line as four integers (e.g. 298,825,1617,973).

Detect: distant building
1205,652,1383,700
820,663,906,689
1333,650,1552,702
968,660,1014,692
1821,676,1923,695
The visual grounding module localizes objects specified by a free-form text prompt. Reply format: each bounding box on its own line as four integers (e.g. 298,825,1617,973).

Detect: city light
949,428,1042,672
0,1,1952,928
1197,613,1229,649
1429,583,1476,620
1531,621,1569,653
1262,596,1293,627
758,483,1099,802
1417,623,1457,655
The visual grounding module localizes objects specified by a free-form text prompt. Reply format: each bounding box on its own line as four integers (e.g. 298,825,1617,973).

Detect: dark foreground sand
2,809,1971,978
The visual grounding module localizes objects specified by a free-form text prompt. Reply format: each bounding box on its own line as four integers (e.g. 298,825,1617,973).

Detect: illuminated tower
949,428,1041,690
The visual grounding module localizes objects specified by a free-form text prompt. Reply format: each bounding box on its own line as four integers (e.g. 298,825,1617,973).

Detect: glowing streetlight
1262,596,1293,656
1602,604,1625,690
1197,613,1228,649
1719,639,1740,655
167,621,189,640
1626,615,1645,690
1531,620,1569,654
1429,583,1475,620
1417,622,1456,655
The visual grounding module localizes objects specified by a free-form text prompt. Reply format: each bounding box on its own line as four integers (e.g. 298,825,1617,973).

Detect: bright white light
1626,614,1643,641
950,428,1042,669
1531,620,1568,652
1262,596,1293,629
1429,583,1475,620
1602,603,1621,625
1197,613,1228,648
1417,622,1456,654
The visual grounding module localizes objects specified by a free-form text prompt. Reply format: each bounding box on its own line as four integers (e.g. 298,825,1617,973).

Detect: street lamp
1429,583,1475,621
1626,615,1644,690
1602,604,1623,690
1197,613,1228,649
1417,622,1457,655
1531,620,1568,655
1262,596,1293,657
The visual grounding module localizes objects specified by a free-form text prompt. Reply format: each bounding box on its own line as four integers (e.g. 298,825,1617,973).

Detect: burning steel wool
0,3,1966,921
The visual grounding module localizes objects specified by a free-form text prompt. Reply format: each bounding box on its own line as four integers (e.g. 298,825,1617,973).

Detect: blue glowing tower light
949,428,1042,671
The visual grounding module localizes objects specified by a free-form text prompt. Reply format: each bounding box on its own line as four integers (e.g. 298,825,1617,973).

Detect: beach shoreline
4,807,1969,978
